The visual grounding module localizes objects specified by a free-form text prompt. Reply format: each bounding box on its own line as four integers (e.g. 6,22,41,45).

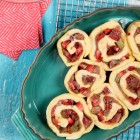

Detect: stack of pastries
46,20,140,139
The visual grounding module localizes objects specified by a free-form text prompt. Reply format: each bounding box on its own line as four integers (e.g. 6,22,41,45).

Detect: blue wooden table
0,1,57,139
0,0,140,139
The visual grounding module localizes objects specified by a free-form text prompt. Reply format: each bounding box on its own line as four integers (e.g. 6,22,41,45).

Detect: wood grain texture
3,0,140,139
0,0,57,139
0,50,39,139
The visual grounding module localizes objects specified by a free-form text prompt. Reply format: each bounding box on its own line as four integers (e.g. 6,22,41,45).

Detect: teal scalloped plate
21,7,140,140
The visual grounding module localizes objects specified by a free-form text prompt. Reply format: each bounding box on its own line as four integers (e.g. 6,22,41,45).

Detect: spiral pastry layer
57,29,92,66
127,21,140,61
89,20,134,71
110,62,140,111
46,93,94,139
64,59,106,97
87,83,128,129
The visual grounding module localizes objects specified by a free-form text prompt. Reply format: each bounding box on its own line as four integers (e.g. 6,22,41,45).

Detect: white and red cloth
0,0,51,60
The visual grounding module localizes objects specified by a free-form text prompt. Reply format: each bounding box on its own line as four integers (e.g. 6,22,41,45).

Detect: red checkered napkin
0,0,51,60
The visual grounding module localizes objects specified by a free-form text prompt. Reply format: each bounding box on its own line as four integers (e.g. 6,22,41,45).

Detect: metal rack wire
55,0,140,140
56,0,127,31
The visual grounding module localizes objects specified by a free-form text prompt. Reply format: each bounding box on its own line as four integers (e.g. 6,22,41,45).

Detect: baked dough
110,61,140,111
89,20,134,71
127,21,140,61
87,83,128,129
46,93,94,139
57,29,92,66
64,59,106,97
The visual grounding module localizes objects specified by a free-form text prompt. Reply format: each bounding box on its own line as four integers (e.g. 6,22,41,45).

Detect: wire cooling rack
56,0,140,140
56,0,127,31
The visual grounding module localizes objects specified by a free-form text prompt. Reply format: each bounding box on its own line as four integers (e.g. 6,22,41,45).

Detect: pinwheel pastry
110,61,140,111
89,20,134,71
57,29,92,66
64,59,106,97
127,21,140,61
87,83,128,129
46,94,94,139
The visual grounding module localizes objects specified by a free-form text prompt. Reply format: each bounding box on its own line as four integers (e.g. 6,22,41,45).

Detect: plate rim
20,6,140,140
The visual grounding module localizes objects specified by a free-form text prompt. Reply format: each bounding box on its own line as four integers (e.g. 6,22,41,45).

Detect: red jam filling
78,63,100,74
104,28,111,35
62,99,74,106
62,42,83,62
83,116,92,128
91,92,123,123
109,28,121,41
73,33,84,40
95,49,103,62
126,75,140,92
68,63,100,96
51,100,92,133
61,40,71,49
127,32,131,36
96,33,105,41
108,109,123,123
108,60,119,69
61,33,85,62
128,66,136,71
82,75,95,84
126,75,140,105
95,27,130,69
96,27,121,42
107,45,120,56
115,67,140,105
129,97,140,105
91,94,100,107
76,102,84,111
103,87,110,95
107,54,129,69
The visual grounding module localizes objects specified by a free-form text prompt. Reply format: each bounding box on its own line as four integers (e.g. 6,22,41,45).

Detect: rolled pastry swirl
89,20,134,71
64,59,106,97
87,83,128,129
127,21,140,61
57,29,92,66
110,61,140,111
46,93,94,139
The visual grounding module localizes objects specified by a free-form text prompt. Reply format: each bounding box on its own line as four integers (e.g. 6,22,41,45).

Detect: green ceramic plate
21,7,140,140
